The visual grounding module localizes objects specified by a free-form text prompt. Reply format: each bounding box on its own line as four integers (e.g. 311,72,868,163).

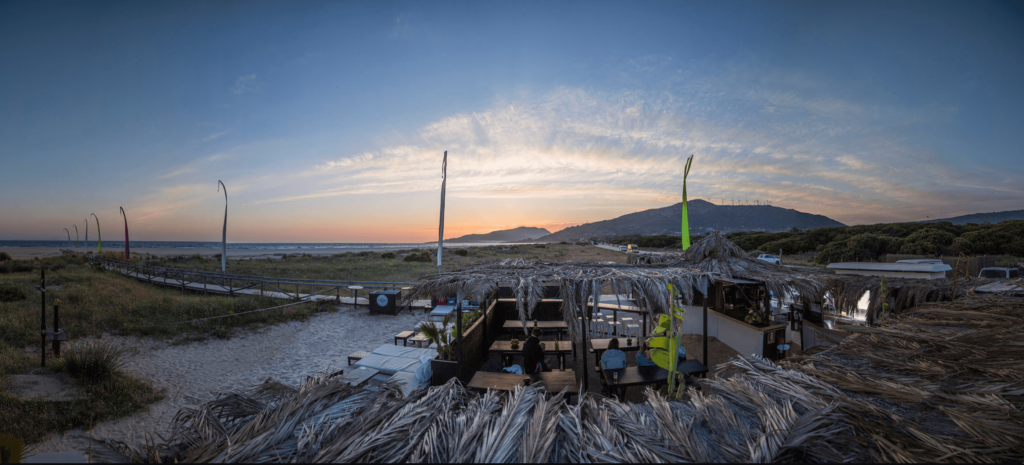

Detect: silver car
758,254,781,265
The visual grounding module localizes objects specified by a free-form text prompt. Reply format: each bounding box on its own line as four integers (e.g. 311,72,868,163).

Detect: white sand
25,304,429,456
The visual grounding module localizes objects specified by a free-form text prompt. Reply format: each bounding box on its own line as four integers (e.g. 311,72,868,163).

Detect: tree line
608,220,1024,264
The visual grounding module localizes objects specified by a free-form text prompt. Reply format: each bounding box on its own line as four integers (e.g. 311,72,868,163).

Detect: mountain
537,199,845,242
447,226,551,243
921,210,1024,225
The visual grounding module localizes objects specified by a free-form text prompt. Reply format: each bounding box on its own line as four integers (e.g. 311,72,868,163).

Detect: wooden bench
348,350,371,366
394,330,417,346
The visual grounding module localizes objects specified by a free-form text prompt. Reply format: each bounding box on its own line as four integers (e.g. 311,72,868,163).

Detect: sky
2,0,1023,243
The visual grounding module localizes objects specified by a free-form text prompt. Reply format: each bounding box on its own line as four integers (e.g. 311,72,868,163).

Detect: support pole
703,292,709,368
581,303,589,394
52,303,61,358
456,300,463,382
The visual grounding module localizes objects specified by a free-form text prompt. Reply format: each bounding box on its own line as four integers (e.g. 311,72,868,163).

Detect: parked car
627,244,640,253
978,267,1021,279
619,246,628,252
758,254,781,265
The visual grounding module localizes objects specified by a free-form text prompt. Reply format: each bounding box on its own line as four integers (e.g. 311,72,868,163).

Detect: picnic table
467,369,578,399
602,365,668,398
502,320,569,340
589,338,642,370
489,340,574,369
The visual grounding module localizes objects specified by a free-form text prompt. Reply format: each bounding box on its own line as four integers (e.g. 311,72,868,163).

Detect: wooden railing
87,256,418,302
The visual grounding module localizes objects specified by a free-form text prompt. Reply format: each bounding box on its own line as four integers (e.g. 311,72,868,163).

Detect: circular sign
376,295,390,307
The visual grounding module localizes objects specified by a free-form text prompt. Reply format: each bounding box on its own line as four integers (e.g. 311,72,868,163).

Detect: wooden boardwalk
89,256,430,308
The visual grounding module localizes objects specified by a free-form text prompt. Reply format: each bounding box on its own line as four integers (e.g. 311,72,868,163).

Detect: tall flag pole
120,207,130,260
91,213,102,252
681,155,694,251
84,219,88,248
63,228,71,248
73,224,79,248
218,180,228,273
437,151,447,267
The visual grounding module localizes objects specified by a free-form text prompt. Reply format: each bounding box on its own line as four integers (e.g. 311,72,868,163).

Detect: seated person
601,338,627,370
635,340,686,366
636,341,657,367
522,328,549,374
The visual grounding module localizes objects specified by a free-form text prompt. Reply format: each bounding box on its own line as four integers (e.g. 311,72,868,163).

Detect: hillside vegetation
609,220,1024,264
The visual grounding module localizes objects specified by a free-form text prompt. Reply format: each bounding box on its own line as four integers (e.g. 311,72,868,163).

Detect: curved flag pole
84,219,88,248
681,154,694,251
74,224,79,248
91,213,102,252
63,228,72,248
120,207,130,260
218,180,227,273
437,151,447,267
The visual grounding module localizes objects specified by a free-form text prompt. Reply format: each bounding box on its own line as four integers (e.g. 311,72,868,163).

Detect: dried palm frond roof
820,275,1014,324
98,294,1024,463
406,258,714,339
629,231,828,301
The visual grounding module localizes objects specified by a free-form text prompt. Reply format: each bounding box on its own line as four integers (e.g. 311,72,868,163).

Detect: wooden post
40,268,46,368
582,303,589,393
229,278,234,297
456,301,463,381
703,293,709,368
52,303,60,358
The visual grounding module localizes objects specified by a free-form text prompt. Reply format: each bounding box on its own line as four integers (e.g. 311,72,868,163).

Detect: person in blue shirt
636,340,687,366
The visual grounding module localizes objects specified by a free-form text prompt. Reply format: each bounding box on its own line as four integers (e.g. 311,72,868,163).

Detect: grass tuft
56,340,126,382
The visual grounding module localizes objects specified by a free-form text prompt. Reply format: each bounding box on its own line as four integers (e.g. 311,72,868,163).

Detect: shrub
58,340,126,382
0,252,11,261
0,283,27,302
453,249,469,256
380,252,395,259
403,251,432,262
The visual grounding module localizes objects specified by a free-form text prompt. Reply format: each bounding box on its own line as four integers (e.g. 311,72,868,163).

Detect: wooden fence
88,256,418,303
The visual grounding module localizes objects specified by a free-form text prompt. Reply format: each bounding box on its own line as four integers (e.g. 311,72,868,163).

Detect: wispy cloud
231,74,259,95
203,130,228,142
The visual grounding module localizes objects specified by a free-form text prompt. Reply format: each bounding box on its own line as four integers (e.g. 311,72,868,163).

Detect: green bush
0,252,11,261
453,249,469,256
57,340,126,382
380,252,395,259
0,283,28,302
403,251,432,262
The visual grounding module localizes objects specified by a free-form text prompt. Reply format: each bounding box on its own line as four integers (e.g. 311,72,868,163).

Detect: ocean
0,240,490,252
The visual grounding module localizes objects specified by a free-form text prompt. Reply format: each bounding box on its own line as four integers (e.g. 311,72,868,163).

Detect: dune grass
134,243,626,283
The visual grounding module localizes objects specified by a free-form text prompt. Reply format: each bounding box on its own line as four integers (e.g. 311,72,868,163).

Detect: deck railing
86,255,418,302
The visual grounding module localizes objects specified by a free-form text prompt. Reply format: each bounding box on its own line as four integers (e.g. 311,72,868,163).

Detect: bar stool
625,324,640,339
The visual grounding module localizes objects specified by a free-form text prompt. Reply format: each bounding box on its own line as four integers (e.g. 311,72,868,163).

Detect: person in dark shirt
522,328,548,374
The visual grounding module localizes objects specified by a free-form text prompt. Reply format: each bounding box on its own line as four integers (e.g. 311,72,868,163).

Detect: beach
0,246,410,260
26,304,427,456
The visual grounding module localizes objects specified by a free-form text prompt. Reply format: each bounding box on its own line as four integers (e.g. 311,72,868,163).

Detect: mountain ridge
536,199,845,242
921,209,1024,225
444,226,551,243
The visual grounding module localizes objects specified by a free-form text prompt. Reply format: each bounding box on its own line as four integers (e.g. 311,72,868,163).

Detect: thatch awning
406,258,714,340
97,293,1024,463
628,231,828,304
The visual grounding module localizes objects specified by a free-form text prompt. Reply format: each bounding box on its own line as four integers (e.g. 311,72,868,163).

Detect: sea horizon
0,240,520,250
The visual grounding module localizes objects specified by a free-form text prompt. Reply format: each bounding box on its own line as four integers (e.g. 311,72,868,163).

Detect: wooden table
348,285,364,307
589,338,642,368
602,365,669,398
490,340,574,369
503,320,569,340
467,369,578,397
676,359,710,378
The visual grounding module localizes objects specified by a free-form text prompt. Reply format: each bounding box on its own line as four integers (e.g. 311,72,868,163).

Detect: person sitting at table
636,341,657,367
522,328,549,374
601,338,627,370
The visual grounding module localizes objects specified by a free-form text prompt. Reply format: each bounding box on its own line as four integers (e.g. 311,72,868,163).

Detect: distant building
826,260,951,280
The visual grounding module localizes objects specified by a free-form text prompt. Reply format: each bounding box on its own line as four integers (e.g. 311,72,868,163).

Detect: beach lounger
355,353,419,375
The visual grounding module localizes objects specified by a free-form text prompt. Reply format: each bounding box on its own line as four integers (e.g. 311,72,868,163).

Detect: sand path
26,305,427,457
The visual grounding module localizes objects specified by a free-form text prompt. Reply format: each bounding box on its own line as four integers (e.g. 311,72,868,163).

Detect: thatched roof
406,258,714,340
96,294,1024,463
628,231,827,303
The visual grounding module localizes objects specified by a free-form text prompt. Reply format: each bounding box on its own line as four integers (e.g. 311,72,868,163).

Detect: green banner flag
91,213,101,252
681,155,694,251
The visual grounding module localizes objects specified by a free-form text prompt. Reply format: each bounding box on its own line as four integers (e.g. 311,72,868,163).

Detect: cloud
203,131,228,142
266,83,1019,227
231,74,259,95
